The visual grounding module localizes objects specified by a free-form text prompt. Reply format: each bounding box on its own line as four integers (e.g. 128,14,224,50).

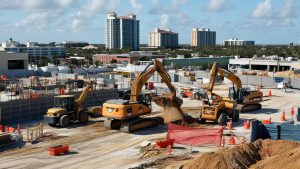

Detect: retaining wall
0,89,118,125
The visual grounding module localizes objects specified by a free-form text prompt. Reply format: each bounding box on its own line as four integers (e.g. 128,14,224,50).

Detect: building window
8,60,24,69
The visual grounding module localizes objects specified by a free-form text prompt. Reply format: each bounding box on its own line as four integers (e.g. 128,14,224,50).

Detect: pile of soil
183,139,300,169
152,96,185,123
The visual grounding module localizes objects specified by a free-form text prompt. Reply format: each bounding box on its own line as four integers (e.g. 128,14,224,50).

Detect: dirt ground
0,84,299,169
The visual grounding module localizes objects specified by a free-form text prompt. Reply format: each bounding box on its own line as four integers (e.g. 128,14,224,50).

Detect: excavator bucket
152,96,186,123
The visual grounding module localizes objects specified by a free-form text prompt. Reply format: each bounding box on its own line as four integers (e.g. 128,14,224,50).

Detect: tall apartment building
191,28,216,48
221,38,255,46
105,12,140,50
148,28,178,48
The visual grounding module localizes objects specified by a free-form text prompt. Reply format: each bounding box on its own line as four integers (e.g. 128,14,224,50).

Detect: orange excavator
102,59,185,132
210,62,263,112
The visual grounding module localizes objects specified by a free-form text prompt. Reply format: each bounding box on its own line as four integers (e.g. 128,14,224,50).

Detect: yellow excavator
44,82,97,127
199,63,239,125
213,63,263,112
102,59,186,132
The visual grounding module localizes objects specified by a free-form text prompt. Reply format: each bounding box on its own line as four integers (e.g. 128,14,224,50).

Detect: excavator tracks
104,117,164,133
237,103,262,112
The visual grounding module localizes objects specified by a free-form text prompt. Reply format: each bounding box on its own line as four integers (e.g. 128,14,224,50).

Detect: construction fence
0,89,119,125
195,71,300,88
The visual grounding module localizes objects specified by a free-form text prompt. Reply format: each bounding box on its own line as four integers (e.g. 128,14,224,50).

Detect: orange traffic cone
281,112,286,121
227,120,233,130
229,132,236,145
268,89,272,97
290,107,295,117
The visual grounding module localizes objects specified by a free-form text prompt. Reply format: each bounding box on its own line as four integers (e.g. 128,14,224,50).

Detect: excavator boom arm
75,82,93,107
130,59,175,101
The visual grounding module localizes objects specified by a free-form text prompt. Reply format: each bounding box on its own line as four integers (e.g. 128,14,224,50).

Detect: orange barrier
167,123,224,147
48,145,69,156
60,87,65,95
244,120,250,129
281,112,286,121
290,107,295,116
262,118,272,124
156,139,174,148
31,93,39,99
227,120,233,130
229,132,236,145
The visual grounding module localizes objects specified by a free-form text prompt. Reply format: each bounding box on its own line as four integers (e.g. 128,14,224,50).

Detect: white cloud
252,0,272,18
130,0,143,12
149,0,188,14
204,0,232,12
161,14,169,28
0,0,77,10
206,0,227,12
252,0,297,28
71,0,120,32
279,0,296,18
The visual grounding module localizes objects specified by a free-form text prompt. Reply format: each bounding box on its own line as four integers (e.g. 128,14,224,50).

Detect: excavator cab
53,95,75,111
138,93,152,106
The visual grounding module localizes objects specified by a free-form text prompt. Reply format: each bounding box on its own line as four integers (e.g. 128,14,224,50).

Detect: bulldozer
199,63,239,125
44,82,98,127
102,59,186,133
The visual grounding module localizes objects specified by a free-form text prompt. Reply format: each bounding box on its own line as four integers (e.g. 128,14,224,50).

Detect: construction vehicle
213,63,263,112
102,59,185,133
199,63,239,125
44,82,96,127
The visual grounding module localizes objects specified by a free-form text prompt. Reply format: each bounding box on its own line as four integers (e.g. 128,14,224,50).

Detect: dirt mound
183,139,300,169
152,96,185,123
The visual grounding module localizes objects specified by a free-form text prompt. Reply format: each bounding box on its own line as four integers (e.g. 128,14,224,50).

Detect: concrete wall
164,57,230,68
0,89,119,125
0,52,29,76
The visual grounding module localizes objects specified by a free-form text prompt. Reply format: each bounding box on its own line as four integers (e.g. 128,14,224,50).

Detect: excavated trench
183,139,300,169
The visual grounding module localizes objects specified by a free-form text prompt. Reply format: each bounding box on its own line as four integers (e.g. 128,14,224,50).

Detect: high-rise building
221,38,255,46
105,12,140,50
148,28,178,48
191,28,216,48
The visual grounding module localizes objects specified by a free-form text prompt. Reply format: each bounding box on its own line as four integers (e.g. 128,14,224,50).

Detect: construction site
1,59,300,169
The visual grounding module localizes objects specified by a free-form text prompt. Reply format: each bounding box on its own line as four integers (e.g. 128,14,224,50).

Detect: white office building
222,38,255,46
105,12,140,50
0,39,66,58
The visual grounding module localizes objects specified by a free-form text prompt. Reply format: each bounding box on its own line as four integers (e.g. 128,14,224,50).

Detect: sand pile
183,139,300,169
152,96,185,123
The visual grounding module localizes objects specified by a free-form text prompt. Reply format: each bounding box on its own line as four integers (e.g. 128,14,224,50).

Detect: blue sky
0,0,299,44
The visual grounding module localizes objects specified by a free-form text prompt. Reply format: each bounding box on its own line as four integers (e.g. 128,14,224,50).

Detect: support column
267,65,270,71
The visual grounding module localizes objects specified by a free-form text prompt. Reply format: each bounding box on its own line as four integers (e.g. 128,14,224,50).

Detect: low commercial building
148,28,178,48
0,39,66,58
222,38,255,46
229,57,299,72
164,56,230,68
93,53,140,64
0,52,30,77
